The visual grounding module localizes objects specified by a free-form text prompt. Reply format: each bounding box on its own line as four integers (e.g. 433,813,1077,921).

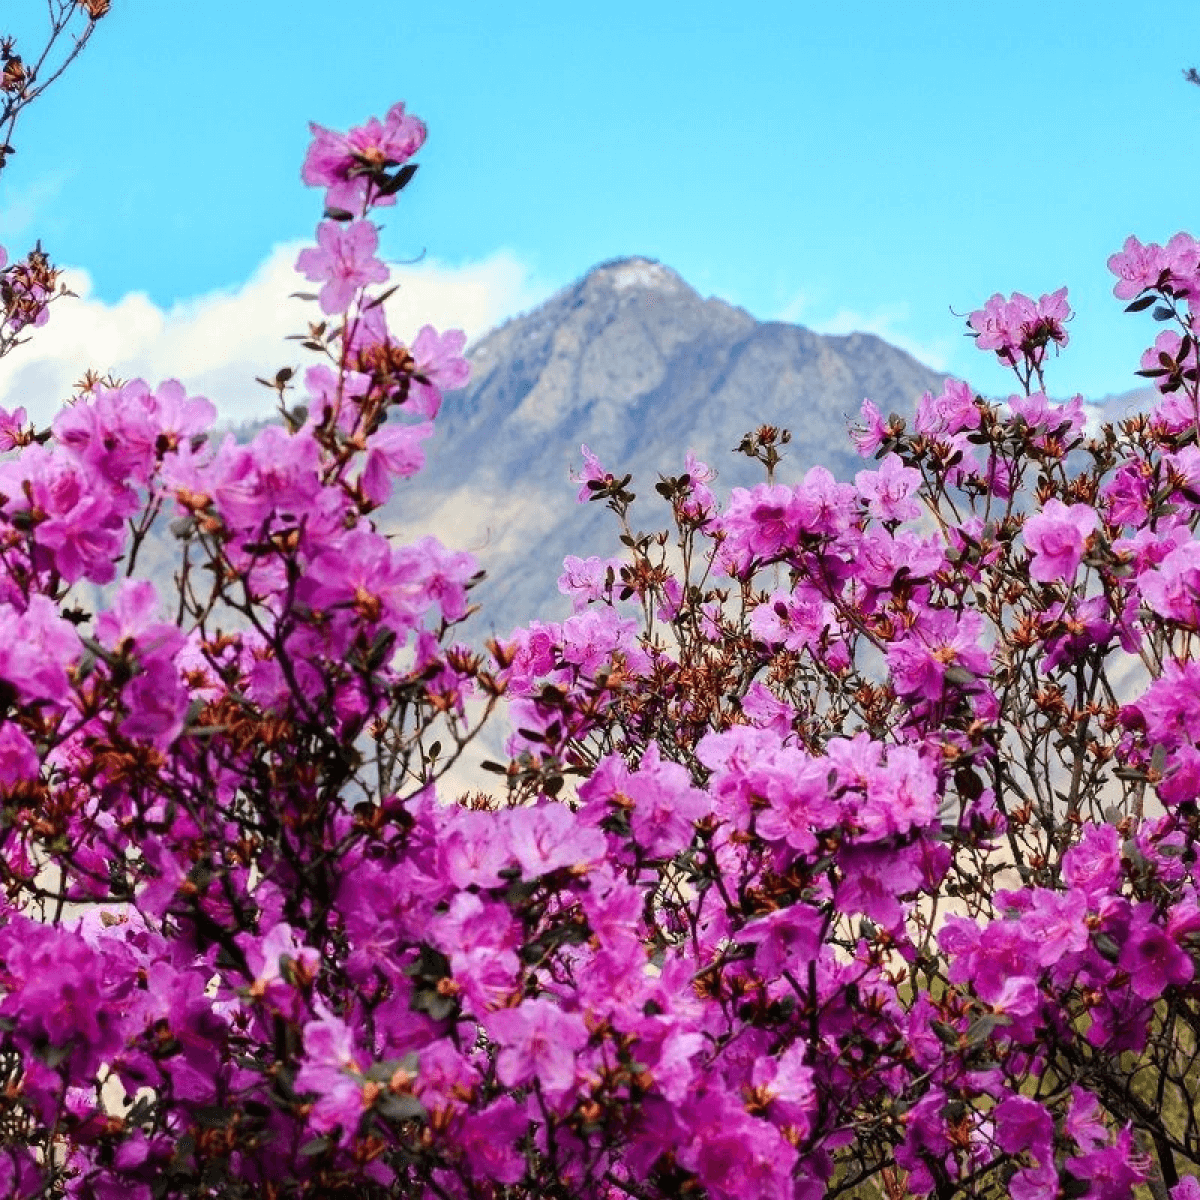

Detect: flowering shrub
3,9,1200,1198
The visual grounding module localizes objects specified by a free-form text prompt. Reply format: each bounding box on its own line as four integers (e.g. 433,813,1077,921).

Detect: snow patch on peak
604,258,684,294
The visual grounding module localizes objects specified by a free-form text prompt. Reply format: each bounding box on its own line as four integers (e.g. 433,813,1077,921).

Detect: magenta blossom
1023,498,1098,583
1108,231,1200,300
296,219,389,314
409,325,470,418
855,452,922,522
1119,904,1194,1000
968,287,1071,368
485,998,589,1097
302,101,426,214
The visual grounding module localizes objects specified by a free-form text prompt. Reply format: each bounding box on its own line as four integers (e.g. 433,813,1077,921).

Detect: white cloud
776,291,953,373
0,246,551,426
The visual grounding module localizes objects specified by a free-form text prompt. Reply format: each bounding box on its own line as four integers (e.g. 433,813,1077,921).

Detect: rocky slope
382,256,948,638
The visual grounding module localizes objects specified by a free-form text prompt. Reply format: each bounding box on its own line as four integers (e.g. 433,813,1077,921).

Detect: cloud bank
0,246,551,426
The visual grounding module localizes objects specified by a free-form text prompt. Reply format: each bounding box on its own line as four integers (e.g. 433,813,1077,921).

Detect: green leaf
378,163,419,197
931,1021,960,1047
376,1092,426,1123
365,1053,420,1082
965,1012,1010,1046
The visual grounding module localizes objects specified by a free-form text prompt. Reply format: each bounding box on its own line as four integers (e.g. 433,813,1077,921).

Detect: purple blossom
557,554,622,612
1065,1125,1151,1199
969,287,1071,367
409,325,470,418
296,1006,369,1145
303,102,426,214
504,801,607,878
852,398,888,455
915,377,981,437
0,594,80,707
1119,904,1194,1000
0,724,38,789
359,420,433,504
573,443,612,502
296,219,389,314
887,608,991,703
1023,498,1098,583
993,1094,1054,1156
855,453,922,522
1108,231,1200,300
484,998,589,1096
624,742,709,857
459,1096,529,1184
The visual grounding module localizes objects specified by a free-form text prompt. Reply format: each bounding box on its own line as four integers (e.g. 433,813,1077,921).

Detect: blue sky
2,0,1199,419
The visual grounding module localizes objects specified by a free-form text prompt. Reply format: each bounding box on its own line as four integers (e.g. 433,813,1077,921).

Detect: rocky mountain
382,256,949,639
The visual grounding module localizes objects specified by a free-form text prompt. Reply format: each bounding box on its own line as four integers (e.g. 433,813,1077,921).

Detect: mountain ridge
381,255,950,636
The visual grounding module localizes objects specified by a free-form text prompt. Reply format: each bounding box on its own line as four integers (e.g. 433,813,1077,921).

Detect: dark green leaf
1092,932,1121,962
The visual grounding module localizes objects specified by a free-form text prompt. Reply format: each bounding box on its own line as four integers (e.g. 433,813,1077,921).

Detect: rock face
382,256,949,638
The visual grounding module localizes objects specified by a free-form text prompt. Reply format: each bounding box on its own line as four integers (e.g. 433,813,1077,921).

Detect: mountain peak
587,256,688,295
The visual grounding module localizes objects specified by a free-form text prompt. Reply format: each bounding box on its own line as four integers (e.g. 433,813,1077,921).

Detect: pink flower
852,398,888,455
1109,234,1167,300
1008,390,1086,440
886,608,991,703
750,1042,814,1134
485,997,589,1096
0,724,39,789
1065,1125,1151,1199
359,420,433,505
0,595,81,707
240,922,321,1016
121,657,189,749
459,1096,528,1185
409,325,470,418
1119,904,1194,1000
296,1006,369,1146
624,742,709,857
1062,822,1122,895
968,288,1071,367
739,903,825,977
915,378,980,437
573,443,612,503
430,892,521,1015
0,405,27,451
303,102,426,214
1108,232,1200,300
1023,498,1097,583
855,452,922,522
504,802,607,878
0,917,125,1077
557,554,621,611
993,1094,1054,1156
295,219,389,314
95,578,184,661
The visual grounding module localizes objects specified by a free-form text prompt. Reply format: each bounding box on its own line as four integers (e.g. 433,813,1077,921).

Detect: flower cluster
2,42,1200,1200
967,286,1072,388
